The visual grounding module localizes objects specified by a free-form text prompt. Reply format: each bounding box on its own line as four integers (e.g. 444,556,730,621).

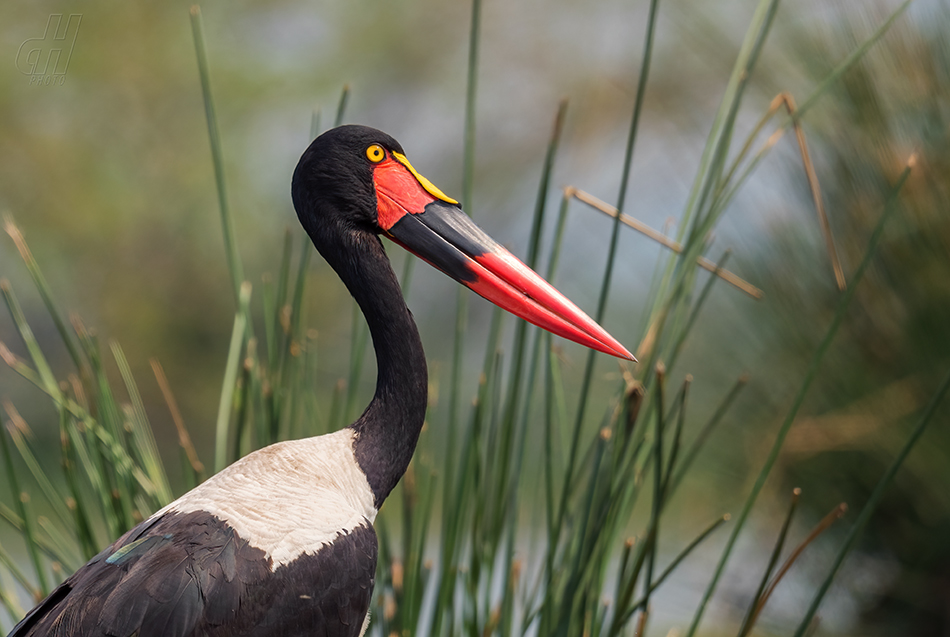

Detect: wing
9,510,269,637
9,512,377,637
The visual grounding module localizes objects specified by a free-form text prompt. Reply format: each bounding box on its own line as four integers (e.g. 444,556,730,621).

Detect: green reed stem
738,489,800,637
215,283,251,472
432,4,482,632
334,84,350,127
190,6,244,305
558,0,661,573
0,413,48,595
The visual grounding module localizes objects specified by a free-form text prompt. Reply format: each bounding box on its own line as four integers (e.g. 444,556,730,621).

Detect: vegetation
1,1,947,635
736,10,950,634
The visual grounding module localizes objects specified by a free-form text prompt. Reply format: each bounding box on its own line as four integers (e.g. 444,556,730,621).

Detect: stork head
291,124,634,360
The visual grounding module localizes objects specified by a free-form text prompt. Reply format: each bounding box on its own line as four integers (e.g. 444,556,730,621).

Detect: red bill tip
469,251,635,361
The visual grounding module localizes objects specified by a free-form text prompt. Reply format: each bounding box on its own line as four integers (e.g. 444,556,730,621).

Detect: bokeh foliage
1,0,948,635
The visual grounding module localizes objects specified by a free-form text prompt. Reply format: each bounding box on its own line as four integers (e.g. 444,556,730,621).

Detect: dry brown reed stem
150,359,205,477
68,375,87,410
568,188,764,299
634,605,650,637
3,401,31,438
3,217,33,265
765,92,845,290
69,313,89,340
746,501,848,631
0,341,18,368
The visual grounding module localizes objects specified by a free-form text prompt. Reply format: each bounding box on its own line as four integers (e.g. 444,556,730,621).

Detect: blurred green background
1,0,948,634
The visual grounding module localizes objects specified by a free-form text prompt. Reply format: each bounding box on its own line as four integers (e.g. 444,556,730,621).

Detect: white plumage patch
152,429,377,569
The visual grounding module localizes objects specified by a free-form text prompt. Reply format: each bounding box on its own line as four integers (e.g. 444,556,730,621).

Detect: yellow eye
366,144,385,163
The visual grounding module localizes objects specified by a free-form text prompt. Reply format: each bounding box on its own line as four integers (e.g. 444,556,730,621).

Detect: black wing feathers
9,511,376,637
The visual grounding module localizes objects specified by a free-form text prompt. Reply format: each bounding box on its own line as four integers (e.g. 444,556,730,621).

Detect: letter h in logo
16,14,83,82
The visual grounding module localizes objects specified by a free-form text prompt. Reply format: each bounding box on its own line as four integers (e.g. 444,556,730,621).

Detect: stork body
13,432,383,636
10,125,630,637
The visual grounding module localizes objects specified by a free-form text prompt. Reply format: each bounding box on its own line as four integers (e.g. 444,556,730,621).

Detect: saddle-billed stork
10,125,632,637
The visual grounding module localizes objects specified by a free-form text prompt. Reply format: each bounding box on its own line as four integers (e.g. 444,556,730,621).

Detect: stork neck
339,235,428,509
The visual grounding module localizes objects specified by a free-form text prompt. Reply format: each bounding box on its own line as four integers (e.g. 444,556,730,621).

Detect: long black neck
331,232,428,508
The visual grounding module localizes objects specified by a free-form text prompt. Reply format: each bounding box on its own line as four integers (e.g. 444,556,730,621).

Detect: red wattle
373,158,436,231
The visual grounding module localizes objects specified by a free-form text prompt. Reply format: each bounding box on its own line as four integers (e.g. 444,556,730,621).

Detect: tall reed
0,2,935,636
